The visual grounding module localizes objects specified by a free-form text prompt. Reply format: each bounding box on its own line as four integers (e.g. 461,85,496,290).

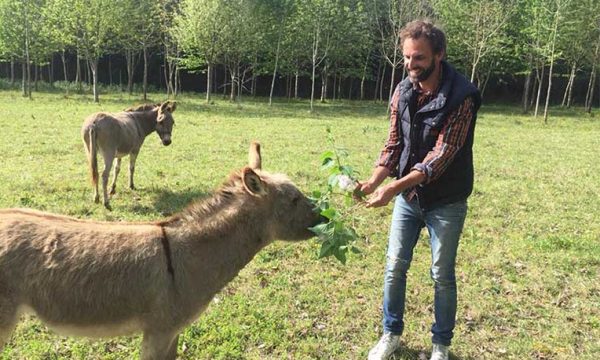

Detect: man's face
402,37,443,83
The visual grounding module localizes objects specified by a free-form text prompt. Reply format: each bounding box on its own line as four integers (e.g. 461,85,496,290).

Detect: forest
0,0,598,117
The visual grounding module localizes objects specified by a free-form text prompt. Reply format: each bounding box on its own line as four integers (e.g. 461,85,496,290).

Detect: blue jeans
382,195,467,346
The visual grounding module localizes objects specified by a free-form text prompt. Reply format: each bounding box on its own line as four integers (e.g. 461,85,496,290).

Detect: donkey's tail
87,126,99,187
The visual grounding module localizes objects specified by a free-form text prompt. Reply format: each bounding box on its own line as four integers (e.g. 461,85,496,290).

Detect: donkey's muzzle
161,135,172,146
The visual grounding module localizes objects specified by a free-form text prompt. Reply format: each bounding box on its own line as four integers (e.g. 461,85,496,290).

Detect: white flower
337,174,356,192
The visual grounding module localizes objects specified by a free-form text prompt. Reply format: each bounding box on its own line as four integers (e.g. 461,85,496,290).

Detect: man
356,20,481,360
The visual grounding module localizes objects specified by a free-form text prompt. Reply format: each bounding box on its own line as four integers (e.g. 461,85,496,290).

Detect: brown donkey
0,142,322,359
81,101,177,210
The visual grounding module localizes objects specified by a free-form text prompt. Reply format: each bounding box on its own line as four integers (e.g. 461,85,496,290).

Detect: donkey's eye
292,196,300,205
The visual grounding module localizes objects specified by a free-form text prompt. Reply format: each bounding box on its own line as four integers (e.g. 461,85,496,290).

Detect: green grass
0,89,598,359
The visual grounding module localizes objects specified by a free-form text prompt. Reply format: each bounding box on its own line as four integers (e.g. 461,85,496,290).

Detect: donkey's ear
248,141,262,170
161,101,177,113
241,167,266,196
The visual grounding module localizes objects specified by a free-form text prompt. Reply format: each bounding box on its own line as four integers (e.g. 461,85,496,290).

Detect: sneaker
430,343,449,360
368,332,401,360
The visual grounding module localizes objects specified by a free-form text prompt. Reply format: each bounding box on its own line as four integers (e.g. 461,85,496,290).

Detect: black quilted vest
395,61,481,211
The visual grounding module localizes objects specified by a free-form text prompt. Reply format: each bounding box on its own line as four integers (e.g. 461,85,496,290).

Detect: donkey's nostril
163,139,172,146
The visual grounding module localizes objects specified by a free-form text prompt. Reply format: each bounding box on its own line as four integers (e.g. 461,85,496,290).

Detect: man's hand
353,181,375,201
365,185,396,208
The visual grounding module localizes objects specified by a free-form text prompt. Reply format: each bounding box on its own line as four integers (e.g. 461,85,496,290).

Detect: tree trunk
206,63,212,103
566,64,576,109
89,58,99,103
222,66,227,98
522,68,532,113
143,46,149,101
61,50,68,83
10,59,15,85
294,70,299,99
379,64,387,103
534,65,544,118
230,65,236,102
321,66,327,102
561,63,576,107
543,12,560,124
126,50,136,95
373,58,381,101
360,52,369,100
269,35,281,106
108,55,112,86
585,65,597,113
34,64,38,92
387,35,400,106
76,50,82,93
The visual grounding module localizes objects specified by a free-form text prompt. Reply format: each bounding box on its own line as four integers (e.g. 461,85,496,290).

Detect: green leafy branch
309,127,363,265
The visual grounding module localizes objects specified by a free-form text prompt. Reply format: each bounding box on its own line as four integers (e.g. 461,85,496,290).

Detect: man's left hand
365,185,396,208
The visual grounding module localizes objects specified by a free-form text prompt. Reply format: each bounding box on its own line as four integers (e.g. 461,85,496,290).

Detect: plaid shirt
378,80,475,198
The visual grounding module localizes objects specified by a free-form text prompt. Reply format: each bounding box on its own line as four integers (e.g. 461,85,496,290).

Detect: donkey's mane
124,103,159,112
161,171,248,227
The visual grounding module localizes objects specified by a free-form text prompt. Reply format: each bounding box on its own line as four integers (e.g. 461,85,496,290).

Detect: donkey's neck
133,111,158,138
166,195,271,308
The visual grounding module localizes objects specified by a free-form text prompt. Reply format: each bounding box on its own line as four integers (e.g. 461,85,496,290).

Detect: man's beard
407,59,436,83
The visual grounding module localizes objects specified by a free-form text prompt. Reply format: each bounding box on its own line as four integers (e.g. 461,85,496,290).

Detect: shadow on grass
124,188,211,217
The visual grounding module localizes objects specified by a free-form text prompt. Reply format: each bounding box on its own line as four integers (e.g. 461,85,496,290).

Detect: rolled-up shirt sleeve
411,96,475,183
376,84,403,177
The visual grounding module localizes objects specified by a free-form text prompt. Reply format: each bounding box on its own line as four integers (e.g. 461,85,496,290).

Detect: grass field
0,87,598,360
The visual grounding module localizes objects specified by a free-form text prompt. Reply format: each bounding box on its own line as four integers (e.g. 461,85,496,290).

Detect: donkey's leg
140,330,179,360
110,158,121,195
129,152,139,190
101,151,116,210
0,297,18,351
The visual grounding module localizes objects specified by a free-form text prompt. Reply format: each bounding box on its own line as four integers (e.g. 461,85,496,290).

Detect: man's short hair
400,20,446,55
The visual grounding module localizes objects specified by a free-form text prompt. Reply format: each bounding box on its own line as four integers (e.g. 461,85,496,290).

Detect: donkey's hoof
94,195,100,204
103,203,112,211
130,185,136,190
110,188,117,195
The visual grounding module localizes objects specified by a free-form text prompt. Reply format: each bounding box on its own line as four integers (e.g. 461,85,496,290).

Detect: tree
68,0,124,102
172,0,223,102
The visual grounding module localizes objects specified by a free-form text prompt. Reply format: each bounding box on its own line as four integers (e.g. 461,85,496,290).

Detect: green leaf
328,174,339,187
318,241,334,259
309,223,330,237
340,165,354,177
320,150,335,162
320,208,337,220
333,247,347,265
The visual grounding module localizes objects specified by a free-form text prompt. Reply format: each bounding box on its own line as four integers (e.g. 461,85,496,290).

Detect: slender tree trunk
10,59,15,85
230,65,236,102
561,64,573,107
89,58,99,103
34,64,38,92
61,50,68,83
206,63,212,103
21,62,26,96
348,78,353,100
321,66,327,102
543,12,560,124
522,68,533,113
566,64,576,108
108,55,112,86
534,64,545,118
360,52,369,100
379,64,387,102
143,46,149,101
126,50,136,95
269,35,281,106
585,65,597,113
222,66,227,98
374,58,381,101
387,35,400,106
294,70,299,99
